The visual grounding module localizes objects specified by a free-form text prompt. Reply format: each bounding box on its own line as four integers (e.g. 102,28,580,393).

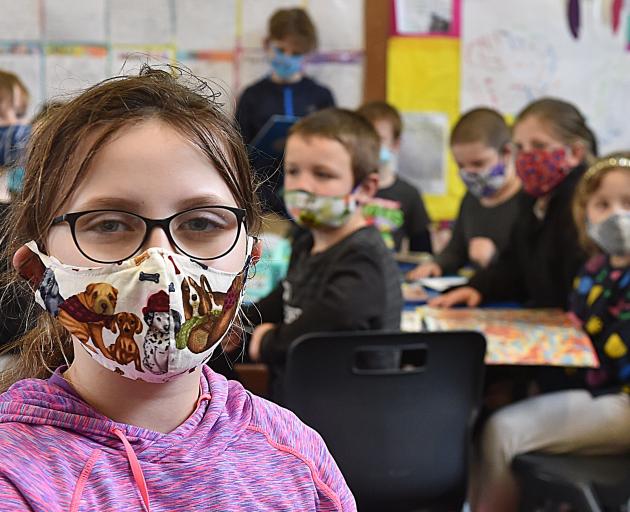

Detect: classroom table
402,306,599,368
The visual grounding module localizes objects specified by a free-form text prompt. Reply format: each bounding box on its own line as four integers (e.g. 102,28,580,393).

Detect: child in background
248,108,403,401
474,154,630,512
0,70,30,201
431,98,596,308
408,108,523,279
236,7,335,215
0,68,354,511
357,101,432,253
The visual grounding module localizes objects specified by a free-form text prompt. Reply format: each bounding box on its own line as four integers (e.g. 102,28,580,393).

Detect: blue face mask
379,146,392,165
270,47,304,80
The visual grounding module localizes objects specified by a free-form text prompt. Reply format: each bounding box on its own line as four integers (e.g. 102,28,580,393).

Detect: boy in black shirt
236,8,334,215
358,101,432,253
248,108,403,401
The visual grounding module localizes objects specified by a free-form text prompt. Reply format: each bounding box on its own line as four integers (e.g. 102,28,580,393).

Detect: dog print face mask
18,240,255,383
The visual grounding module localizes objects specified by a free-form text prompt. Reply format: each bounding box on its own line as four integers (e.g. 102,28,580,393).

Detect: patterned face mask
587,212,630,256
283,189,357,229
459,161,508,199
17,240,255,383
516,148,572,197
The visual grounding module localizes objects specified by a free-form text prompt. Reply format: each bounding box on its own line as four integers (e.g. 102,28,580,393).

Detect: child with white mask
473,154,630,511
0,67,355,511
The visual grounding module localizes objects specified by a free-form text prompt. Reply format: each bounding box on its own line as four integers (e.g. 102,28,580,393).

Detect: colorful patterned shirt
570,253,630,394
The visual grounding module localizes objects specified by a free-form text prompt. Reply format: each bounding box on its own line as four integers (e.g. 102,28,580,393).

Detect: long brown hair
0,66,261,390
515,98,598,160
573,152,630,254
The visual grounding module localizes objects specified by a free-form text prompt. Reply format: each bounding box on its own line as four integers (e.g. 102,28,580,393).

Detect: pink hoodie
0,366,356,511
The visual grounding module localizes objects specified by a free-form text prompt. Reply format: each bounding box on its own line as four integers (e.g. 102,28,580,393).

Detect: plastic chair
513,453,630,512
283,331,486,512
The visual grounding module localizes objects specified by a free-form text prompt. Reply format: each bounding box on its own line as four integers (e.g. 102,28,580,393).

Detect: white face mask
20,240,254,383
587,212,630,256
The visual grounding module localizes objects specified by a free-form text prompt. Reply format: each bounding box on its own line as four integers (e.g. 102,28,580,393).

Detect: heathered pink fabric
0,366,356,511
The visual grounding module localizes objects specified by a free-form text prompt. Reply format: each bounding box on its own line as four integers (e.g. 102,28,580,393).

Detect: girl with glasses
0,67,355,511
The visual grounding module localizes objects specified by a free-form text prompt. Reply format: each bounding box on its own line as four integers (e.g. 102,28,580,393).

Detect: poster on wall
461,0,630,154
392,0,460,37
398,112,449,195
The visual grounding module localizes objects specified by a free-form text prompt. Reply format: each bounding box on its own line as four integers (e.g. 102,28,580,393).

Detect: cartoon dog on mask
57,283,118,359
142,291,181,374
185,273,244,354
109,312,143,372
181,275,227,321
38,268,65,317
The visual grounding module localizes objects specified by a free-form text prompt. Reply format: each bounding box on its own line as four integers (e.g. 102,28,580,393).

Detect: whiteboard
462,0,630,155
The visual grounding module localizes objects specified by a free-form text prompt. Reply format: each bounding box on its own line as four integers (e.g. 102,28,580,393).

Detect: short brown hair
450,108,510,150
516,98,598,159
573,152,630,254
289,107,380,184
357,101,403,140
268,8,317,54
0,66,261,390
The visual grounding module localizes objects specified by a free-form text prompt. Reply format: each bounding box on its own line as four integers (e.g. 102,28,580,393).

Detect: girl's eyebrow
176,195,235,209
73,197,139,211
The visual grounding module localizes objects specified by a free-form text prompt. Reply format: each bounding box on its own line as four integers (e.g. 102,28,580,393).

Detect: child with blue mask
358,101,432,253
236,8,335,217
408,108,525,280
247,108,403,403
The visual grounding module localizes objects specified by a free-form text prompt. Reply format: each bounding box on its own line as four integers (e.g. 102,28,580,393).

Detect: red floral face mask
515,148,572,197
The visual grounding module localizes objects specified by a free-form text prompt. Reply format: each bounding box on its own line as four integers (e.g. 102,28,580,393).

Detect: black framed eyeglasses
52,206,247,264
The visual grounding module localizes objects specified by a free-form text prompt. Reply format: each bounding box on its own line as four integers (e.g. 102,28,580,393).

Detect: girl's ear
251,239,262,264
567,141,586,167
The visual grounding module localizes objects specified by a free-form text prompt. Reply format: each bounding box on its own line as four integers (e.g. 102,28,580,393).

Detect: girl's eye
532,141,548,150
84,218,134,233
178,216,224,232
593,200,609,211
285,167,299,176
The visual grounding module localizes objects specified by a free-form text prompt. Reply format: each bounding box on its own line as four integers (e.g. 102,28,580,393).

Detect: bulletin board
388,0,630,221
0,0,365,118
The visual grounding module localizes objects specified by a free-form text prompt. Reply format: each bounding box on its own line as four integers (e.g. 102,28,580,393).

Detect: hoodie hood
0,366,356,511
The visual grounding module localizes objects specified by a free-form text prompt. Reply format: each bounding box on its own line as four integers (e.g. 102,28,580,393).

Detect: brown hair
450,108,511,151
357,101,403,141
268,8,317,54
0,70,20,118
288,107,380,185
516,97,598,159
573,152,630,254
0,65,261,390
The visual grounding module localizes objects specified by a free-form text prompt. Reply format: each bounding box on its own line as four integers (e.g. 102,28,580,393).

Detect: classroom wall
388,0,630,221
0,0,365,117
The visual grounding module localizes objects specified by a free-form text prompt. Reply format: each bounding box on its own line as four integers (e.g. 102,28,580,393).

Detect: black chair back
283,330,486,511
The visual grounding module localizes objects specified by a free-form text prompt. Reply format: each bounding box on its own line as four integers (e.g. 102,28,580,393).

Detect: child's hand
406,261,442,281
468,237,496,269
428,286,482,308
248,323,276,362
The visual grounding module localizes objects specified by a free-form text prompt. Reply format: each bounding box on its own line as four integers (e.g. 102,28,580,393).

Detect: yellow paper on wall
387,37,462,221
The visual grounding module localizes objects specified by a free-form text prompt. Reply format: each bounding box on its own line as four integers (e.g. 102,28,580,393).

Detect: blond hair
573,152,630,254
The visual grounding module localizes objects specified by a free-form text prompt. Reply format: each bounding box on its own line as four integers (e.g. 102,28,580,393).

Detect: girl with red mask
431,98,597,309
